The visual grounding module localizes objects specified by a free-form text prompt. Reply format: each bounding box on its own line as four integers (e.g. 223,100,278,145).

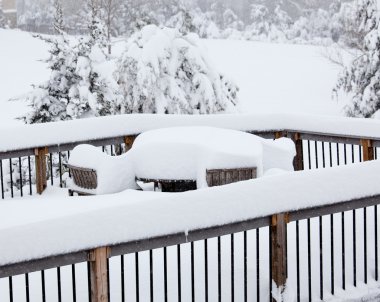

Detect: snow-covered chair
67,145,137,196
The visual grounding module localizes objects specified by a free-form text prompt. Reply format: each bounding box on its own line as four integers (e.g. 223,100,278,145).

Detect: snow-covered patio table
67,126,296,194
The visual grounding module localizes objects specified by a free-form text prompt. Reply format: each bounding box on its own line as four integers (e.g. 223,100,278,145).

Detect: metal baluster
231,234,235,302
342,212,346,290
243,231,247,302
164,247,168,302
364,208,368,284
314,141,319,169
204,239,209,302
136,252,140,302
331,214,334,295
50,153,53,185
121,255,125,302
319,216,323,300
9,159,13,198
376,205,379,281
218,237,221,302
307,219,312,302
150,250,154,302
0,160,4,199
18,157,23,197
191,242,195,302
59,152,63,187
57,267,62,302
28,156,32,195
177,245,181,302
296,221,300,302
257,229,260,302
25,273,30,302
72,264,77,302
353,210,357,287
41,270,46,302
8,276,13,302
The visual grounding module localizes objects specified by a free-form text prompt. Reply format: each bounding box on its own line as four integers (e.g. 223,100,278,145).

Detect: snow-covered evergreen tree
22,0,78,124
67,0,119,118
114,25,239,114
0,0,6,28
334,0,380,118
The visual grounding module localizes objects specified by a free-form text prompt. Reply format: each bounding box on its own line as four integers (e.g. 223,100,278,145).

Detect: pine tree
334,0,380,118
22,0,78,124
68,0,119,118
0,0,7,28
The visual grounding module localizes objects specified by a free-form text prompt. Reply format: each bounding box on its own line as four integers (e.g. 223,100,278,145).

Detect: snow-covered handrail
0,161,380,276
1,113,380,155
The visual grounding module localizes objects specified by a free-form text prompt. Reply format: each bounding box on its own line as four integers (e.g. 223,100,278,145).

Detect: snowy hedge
114,25,239,114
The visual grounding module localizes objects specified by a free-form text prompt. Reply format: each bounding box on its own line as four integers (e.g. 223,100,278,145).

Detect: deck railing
0,114,380,301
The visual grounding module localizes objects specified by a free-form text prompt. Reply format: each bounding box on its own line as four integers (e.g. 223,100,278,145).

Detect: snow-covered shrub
334,0,380,118
114,25,239,114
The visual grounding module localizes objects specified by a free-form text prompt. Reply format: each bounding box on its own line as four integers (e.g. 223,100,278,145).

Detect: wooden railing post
271,213,288,302
292,133,304,171
34,147,48,194
88,247,110,302
361,139,374,161
124,135,136,152
274,131,284,139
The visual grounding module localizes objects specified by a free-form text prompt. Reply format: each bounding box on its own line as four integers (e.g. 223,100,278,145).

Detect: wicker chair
67,164,97,196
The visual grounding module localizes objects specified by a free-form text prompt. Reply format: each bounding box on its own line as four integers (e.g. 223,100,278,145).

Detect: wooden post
89,247,110,302
124,135,137,152
292,133,304,171
274,131,284,139
271,213,288,302
361,139,374,162
34,147,48,194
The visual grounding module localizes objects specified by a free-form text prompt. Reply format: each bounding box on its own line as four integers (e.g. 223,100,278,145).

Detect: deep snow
0,29,350,129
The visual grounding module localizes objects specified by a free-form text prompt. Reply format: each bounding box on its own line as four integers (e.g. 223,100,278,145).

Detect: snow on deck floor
0,29,349,129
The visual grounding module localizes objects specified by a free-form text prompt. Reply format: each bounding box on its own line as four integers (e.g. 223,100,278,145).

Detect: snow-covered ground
0,29,349,129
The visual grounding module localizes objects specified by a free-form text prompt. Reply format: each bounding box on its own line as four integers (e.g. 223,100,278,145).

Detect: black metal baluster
364,208,368,284
136,252,140,302
204,239,208,302
353,209,357,287
257,229,260,302
18,157,23,197
59,152,63,187
307,140,311,169
0,160,4,199
57,267,62,302
331,214,334,295
8,276,13,302
68,151,71,177
243,231,247,302
28,156,32,195
150,250,154,302
343,144,347,165
121,255,125,302
269,227,272,302
50,153,53,185
342,212,346,290
72,264,77,302
231,234,234,302
25,273,30,302
307,218,312,302
329,142,333,167
314,141,319,169
87,262,91,302
107,258,110,302
336,143,340,166
218,236,221,302
41,270,46,302
296,221,300,302
9,159,13,198
177,245,181,302
191,242,195,302
319,216,323,300
322,142,326,168
164,247,168,302
351,145,355,163
359,145,362,162
376,205,379,281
